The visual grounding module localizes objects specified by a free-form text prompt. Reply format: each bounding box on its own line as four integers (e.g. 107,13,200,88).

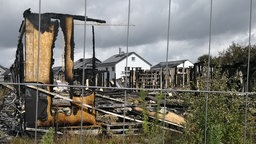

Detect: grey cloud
0,0,255,67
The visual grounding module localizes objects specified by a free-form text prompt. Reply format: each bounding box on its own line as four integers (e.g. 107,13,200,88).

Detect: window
136,67,141,71
106,67,108,71
125,67,130,71
112,66,115,71
131,57,135,61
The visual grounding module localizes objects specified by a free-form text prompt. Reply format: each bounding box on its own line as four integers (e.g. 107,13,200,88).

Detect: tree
195,43,256,92
177,66,249,143
176,43,256,143
216,43,256,91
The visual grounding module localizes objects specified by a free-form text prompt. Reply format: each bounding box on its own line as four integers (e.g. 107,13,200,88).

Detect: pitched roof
52,66,63,74
151,59,191,69
99,52,151,67
74,58,101,69
52,58,101,73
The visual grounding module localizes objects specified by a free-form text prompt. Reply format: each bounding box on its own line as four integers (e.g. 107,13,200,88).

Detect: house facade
98,51,151,81
52,58,104,86
151,59,194,88
53,58,101,81
73,58,101,70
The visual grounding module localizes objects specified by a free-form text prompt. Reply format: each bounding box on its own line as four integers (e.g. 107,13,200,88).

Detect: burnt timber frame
11,9,105,128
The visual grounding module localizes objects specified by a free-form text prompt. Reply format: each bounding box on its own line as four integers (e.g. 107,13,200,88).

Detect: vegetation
10,136,34,144
217,43,256,91
138,90,165,144
176,43,256,143
197,43,256,91
11,134,132,144
177,68,248,143
40,127,55,144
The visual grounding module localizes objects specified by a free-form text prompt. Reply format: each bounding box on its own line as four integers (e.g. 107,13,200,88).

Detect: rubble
133,107,185,125
0,90,21,143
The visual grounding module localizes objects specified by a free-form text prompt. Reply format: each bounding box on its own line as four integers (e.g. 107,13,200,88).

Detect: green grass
10,136,34,144
9,130,180,144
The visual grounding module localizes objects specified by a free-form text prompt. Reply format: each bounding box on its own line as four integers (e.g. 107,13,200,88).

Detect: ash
0,90,22,143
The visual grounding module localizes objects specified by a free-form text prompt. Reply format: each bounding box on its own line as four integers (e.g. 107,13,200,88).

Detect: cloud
0,0,255,68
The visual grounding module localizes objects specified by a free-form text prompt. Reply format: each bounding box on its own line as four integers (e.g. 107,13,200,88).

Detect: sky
0,0,255,68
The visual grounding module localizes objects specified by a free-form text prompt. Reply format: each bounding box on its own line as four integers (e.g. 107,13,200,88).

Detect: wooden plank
26,85,143,123
105,128,139,132
103,122,141,127
96,94,124,103
0,84,15,91
26,85,183,132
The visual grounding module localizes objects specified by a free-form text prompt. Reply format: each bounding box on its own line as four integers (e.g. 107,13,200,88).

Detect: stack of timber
129,70,162,89
102,122,141,136
95,90,185,133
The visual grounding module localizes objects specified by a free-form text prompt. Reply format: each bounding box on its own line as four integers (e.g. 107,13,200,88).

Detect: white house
98,51,151,80
151,59,194,70
151,59,194,87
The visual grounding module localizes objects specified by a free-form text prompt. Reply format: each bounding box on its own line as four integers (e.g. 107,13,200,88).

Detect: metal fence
0,0,255,144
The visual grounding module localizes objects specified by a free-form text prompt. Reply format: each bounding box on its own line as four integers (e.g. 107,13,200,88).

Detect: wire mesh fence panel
0,0,256,144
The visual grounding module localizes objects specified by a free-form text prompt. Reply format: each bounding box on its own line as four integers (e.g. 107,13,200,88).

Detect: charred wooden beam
23,9,106,33
10,9,107,130
26,85,98,126
92,25,96,87
60,16,74,87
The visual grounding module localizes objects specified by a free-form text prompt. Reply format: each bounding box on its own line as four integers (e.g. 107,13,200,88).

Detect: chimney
119,48,122,55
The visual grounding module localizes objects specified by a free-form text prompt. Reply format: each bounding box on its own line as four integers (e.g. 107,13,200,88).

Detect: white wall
115,53,151,79
177,60,194,68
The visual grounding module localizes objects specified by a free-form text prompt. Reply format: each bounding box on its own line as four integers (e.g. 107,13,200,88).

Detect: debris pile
0,90,20,143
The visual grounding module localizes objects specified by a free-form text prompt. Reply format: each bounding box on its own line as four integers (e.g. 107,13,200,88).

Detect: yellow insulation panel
25,18,54,84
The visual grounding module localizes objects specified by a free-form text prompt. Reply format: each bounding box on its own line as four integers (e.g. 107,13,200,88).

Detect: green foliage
40,127,55,144
138,91,164,144
197,54,214,64
218,43,248,65
149,93,164,144
152,93,163,131
10,136,34,144
218,43,256,91
176,66,250,143
197,43,256,91
139,90,150,135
